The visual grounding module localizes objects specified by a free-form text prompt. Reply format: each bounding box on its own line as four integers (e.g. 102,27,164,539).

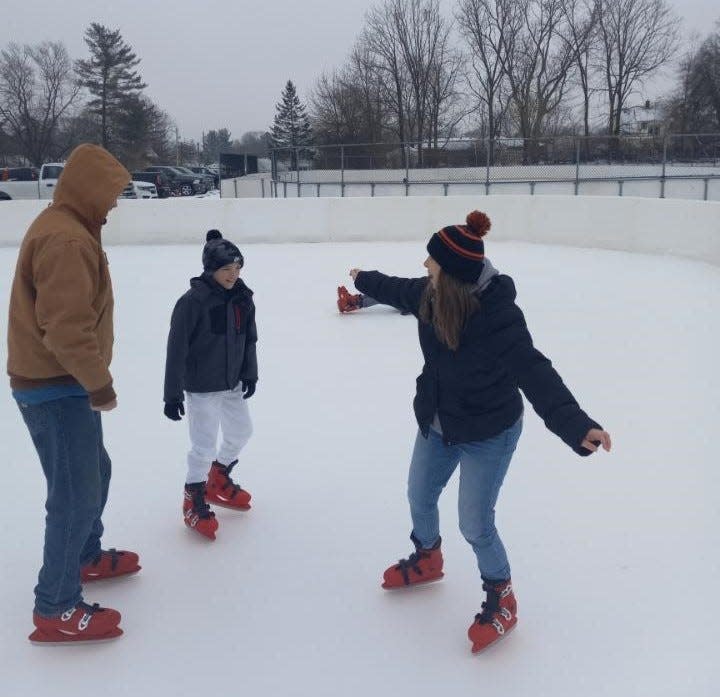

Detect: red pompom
465,211,491,238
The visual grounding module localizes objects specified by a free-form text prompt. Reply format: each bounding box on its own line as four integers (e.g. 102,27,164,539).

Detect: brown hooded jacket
7,144,130,406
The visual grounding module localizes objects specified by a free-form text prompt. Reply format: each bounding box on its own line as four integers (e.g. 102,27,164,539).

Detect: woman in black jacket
349,210,611,654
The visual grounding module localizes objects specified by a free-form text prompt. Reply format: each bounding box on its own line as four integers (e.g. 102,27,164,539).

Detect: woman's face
423,256,441,288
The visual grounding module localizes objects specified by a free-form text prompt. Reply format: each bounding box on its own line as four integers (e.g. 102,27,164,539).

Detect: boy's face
213,262,241,289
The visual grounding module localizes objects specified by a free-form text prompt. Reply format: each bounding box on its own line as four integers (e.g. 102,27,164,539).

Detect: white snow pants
186,385,253,484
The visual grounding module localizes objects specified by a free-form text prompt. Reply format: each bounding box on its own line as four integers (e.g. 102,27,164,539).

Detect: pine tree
75,23,147,149
270,80,312,167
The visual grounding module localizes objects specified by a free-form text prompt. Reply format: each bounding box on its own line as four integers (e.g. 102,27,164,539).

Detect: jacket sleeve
164,296,194,403
354,271,427,316
240,306,258,382
33,239,115,406
484,304,601,456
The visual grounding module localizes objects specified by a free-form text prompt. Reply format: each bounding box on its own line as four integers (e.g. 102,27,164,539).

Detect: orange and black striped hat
426,211,491,283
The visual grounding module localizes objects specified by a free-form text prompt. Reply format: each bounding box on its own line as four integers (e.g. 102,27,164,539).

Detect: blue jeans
408,418,522,581
16,396,111,616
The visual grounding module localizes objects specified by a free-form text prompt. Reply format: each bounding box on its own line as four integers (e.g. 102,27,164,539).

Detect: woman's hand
581,428,612,453
349,268,361,280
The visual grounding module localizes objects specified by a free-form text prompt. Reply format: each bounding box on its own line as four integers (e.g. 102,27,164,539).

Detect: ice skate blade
185,525,217,541
29,626,123,644
206,498,251,511
470,622,517,654
82,565,141,582
382,573,444,590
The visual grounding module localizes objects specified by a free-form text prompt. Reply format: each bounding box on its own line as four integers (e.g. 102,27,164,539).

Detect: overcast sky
3,0,718,142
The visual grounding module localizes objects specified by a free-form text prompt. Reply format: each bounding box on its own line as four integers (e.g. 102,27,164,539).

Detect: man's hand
349,268,361,281
581,428,612,453
242,380,256,400
92,399,117,412
164,401,185,421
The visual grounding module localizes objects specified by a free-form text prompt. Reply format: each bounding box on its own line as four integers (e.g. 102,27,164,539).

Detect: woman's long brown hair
419,270,479,351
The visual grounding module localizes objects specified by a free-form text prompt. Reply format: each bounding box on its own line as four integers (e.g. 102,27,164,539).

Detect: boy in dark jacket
164,230,258,540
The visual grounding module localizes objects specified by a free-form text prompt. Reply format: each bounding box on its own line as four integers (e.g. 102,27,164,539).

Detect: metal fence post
485,138,491,195
233,179,237,197
261,178,265,198
340,145,345,197
295,148,301,197
404,143,410,195
660,135,667,199
574,138,580,195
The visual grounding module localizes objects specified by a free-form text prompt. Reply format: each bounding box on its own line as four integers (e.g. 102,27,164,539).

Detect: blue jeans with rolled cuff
407,417,522,581
16,396,110,617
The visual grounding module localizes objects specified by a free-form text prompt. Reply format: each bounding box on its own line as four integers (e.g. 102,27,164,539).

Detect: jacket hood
476,257,499,292
53,144,130,235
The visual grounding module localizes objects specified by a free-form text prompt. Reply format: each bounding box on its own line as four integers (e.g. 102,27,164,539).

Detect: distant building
621,100,664,136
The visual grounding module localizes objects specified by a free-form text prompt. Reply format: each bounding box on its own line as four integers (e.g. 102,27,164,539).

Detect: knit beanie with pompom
426,211,491,283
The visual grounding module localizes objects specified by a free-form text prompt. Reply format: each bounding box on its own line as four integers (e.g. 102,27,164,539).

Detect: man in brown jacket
8,144,140,643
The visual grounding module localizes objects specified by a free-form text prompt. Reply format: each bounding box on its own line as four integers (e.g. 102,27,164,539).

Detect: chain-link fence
268,134,720,200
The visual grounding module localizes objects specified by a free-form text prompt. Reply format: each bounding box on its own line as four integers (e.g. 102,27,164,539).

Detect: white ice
0,239,718,697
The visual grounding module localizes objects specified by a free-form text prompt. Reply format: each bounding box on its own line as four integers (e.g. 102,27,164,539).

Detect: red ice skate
29,602,122,643
467,579,518,653
183,482,219,540
381,533,444,589
81,548,141,582
206,460,251,510
337,286,362,313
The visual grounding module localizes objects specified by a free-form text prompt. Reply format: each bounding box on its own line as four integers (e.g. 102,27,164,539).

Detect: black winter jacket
164,276,258,403
354,270,599,455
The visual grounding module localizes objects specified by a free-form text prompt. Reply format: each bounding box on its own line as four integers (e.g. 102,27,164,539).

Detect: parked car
120,181,158,199
133,171,173,198
188,166,219,188
1,166,39,182
174,165,214,192
0,162,63,200
144,165,205,196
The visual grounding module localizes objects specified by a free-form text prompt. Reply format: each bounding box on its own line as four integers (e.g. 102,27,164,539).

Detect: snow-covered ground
0,239,718,697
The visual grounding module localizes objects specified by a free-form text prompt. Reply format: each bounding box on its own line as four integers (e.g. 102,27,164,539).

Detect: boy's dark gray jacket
354,269,600,455
164,276,257,403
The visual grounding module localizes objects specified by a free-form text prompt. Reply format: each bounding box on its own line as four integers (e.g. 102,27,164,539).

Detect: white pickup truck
0,163,64,200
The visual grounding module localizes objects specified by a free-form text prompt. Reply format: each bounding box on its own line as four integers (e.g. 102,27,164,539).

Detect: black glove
242,380,256,400
164,401,185,421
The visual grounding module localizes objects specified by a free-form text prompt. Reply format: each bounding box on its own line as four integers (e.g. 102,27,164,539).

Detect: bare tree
426,35,464,147
311,43,387,145
596,0,679,135
456,0,520,161
0,41,81,165
364,4,412,143
559,0,600,138
499,0,577,157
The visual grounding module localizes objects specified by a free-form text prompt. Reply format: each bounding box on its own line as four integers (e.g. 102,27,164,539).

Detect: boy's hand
242,380,256,399
164,401,185,421
349,268,361,280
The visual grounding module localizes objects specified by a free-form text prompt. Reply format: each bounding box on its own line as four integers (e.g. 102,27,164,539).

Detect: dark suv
133,171,173,198
144,165,205,196
1,166,39,181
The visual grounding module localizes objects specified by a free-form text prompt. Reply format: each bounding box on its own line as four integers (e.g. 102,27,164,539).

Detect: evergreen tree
75,23,147,149
270,80,312,167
